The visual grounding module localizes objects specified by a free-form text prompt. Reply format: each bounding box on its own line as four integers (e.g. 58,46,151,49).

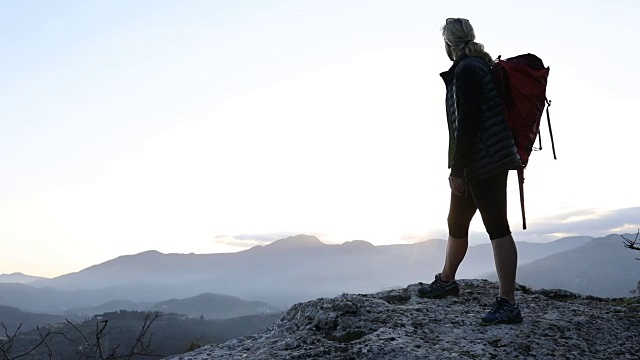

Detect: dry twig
621,229,640,260
2,312,164,360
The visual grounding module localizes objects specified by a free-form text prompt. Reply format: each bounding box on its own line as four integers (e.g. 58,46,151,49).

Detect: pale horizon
5,218,640,279
2,1,639,278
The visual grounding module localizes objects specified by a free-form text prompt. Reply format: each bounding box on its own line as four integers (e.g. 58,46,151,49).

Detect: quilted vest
440,55,521,183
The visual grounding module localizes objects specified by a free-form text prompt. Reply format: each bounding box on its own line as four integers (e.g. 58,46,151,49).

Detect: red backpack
492,54,557,229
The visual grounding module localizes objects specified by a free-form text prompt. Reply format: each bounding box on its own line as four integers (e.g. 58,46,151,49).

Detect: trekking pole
546,99,557,160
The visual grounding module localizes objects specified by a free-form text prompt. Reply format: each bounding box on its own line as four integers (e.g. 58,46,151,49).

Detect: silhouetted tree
0,323,70,360
1,309,281,359
0,312,163,360
622,229,640,260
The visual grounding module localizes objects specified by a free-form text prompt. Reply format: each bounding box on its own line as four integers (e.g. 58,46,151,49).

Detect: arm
450,65,483,178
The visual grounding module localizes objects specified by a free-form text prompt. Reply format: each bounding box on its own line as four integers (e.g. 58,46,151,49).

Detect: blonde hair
441,18,493,66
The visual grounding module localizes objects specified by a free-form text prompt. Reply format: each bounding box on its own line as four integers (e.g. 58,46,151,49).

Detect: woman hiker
417,18,523,325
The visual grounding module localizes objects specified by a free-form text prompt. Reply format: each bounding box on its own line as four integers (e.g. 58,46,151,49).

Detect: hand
449,176,467,196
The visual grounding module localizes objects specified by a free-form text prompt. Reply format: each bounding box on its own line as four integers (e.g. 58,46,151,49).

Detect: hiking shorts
447,170,511,240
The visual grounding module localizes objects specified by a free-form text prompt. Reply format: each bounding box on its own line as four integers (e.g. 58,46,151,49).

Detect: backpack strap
546,99,557,160
517,167,527,230
537,130,542,151
519,99,555,231
534,99,557,158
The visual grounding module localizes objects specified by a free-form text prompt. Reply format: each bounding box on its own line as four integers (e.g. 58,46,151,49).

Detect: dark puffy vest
441,55,521,183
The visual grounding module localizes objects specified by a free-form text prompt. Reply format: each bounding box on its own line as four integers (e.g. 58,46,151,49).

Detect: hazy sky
2,0,639,277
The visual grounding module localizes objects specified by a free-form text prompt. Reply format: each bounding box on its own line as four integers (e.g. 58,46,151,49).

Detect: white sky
1,0,639,277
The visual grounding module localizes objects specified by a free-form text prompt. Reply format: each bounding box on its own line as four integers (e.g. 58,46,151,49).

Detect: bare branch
36,327,53,359
621,229,640,260
122,312,164,359
0,343,11,360
1,322,22,356
0,349,10,360
105,343,121,359
2,313,165,360
66,320,92,347
0,323,13,360
11,326,60,360
96,320,109,359
1,323,8,338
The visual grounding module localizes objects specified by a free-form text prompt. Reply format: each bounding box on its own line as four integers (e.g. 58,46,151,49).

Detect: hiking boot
481,297,523,325
417,273,460,298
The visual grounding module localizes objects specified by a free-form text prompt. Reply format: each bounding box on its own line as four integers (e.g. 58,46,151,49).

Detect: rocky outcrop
167,279,640,360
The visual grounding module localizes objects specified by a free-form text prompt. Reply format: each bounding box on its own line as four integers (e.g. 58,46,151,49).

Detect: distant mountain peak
265,234,326,248
134,250,164,256
340,240,375,248
0,272,46,284
107,250,164,263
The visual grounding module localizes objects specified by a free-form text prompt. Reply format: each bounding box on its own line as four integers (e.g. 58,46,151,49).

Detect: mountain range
0,305,71,333
0,291,279,335
5,233,635,319
15,235,587,309
2,233,637,359
149,293,279,319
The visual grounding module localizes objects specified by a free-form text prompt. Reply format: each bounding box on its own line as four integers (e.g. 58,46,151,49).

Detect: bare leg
491,234,518,304
440,236,469,282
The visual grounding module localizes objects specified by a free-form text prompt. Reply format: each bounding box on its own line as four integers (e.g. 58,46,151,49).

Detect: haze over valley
2,233,637,318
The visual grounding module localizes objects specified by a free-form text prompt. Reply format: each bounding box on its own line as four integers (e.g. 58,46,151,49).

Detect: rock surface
166,279,640,360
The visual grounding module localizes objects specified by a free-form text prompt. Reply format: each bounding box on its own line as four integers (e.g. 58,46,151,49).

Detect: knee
488,227,511,241
448,220,470,239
